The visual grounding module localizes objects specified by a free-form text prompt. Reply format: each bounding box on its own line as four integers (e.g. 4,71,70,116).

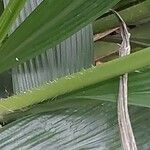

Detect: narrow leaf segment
0,47,150,114
0,0,27,44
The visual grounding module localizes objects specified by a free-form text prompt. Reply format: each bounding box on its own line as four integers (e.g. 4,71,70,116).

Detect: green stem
93,0,150,33
0,47,150,114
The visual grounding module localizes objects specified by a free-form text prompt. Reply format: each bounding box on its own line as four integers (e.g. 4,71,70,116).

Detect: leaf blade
0,103,149,149
0,47,150,115
0,0,120,73
0,0,27,44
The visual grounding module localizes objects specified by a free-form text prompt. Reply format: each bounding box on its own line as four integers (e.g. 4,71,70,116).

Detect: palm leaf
0,0,120,73
0,0,150,149
0,102,149,149
0,0,27,43
0,47,150,116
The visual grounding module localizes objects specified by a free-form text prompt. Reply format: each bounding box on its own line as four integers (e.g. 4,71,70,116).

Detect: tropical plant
0,0,149,149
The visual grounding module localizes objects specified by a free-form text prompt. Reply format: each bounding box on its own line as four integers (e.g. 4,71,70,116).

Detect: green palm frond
0,0,150,149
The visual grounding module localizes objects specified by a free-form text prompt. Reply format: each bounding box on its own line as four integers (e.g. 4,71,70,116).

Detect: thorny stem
110,9,137,150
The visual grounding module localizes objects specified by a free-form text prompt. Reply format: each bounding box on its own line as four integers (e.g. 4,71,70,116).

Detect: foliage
0,0,149,149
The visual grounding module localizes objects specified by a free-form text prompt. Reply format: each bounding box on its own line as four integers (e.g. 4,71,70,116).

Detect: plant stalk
110,9,137,150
